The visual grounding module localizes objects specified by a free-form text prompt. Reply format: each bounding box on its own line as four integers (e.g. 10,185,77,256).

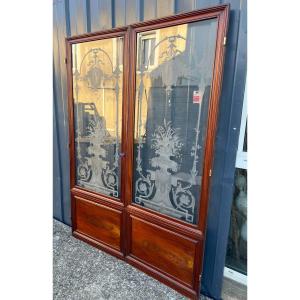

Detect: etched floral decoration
135,115,197,222
133,22,218,224
150,119,183,172
85,49,105,89
73,39,123,198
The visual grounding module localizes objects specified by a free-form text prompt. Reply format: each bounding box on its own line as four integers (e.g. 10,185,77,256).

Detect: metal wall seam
53,0,71,224
90,0,113,31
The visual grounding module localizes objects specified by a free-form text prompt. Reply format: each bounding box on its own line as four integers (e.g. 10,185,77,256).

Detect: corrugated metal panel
53,0,247,298
156,0,175,17
53,70,63,221
69,0,88,35
196,0,221,9
175,0,195,13
90,0,113,31
53,0,71,225
125,0,141,24
114,0,126,26
143,0,157,20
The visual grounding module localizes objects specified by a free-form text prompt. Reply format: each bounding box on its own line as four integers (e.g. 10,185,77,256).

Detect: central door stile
123,24,136,258
121,26,132,257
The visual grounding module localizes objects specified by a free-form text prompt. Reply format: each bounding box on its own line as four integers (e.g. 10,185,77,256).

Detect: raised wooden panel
129,216,197,287
74,196,122,250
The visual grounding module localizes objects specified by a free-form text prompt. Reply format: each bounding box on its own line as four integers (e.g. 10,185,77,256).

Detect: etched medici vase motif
133,20,218,224
72,38,123,198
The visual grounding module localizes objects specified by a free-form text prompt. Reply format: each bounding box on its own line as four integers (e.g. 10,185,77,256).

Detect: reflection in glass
72,38,123,198
225,169,247,274
243,120,247,152
133,20,218,224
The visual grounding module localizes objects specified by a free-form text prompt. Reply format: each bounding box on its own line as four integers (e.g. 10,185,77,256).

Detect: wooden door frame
66,27,130,258
124,5,229,299
65,4,229,299
125,3,229,234
66,26,129,200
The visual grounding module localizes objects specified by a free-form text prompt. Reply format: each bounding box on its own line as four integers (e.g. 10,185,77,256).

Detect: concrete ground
222,278,247,300
53,220,246,300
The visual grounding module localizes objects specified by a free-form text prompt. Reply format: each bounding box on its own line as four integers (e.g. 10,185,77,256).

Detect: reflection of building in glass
133,20,218,224
226,169,247,275
225,87,248,277
72,38,123,197
72,38,123,139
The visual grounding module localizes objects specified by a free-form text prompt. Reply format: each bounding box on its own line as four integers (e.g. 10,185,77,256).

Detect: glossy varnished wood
125,3,229,232
130,216,198,287
66,27,129,259
124,5,229,299
66,5,229,300
74,196,122,251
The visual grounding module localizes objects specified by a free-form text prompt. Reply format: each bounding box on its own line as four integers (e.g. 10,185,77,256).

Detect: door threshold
223,267,247,286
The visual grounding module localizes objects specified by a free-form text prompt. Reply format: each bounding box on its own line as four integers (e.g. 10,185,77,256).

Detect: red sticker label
193,90,203,104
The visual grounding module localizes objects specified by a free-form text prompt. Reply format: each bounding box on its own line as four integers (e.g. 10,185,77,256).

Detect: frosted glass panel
133,19,218,224
72,37,123,198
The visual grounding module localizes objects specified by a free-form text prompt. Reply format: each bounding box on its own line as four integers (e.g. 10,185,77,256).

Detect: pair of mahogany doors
66,5,229,299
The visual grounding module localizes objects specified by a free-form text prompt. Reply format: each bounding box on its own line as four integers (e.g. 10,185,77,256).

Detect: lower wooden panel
129,215,198,288
125,255,198,300
73,196,122,251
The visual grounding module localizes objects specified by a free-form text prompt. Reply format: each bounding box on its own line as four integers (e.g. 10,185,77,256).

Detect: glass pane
225,168,247,274
72,37,123,198
243,120,247,152
133,19,218,224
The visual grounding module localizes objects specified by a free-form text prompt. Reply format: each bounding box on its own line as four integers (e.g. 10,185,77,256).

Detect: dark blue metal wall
53,1,247,298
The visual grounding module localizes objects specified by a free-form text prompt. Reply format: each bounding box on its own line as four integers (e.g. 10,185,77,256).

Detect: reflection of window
72,38,123,198
133,20,218,224
226,168,247,275
236,84,247,169
139,33,157,70
243,121,247,152
224,81,247,284
113,37,123,70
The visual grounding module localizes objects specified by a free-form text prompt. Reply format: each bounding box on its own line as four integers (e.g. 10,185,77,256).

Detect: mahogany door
124,6,228,299
66,5,229,300
66,28,129,259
